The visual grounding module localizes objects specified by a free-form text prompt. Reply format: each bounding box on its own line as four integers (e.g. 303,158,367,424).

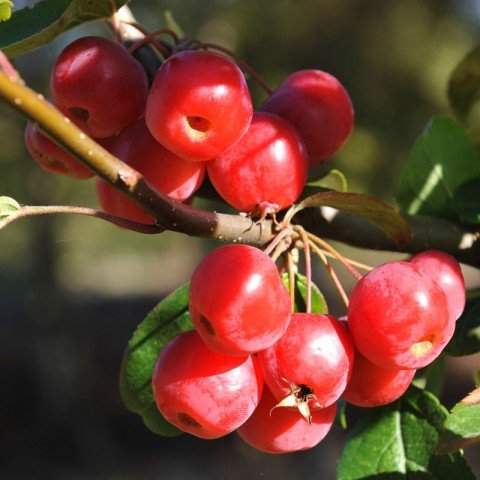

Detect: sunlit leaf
0,0,130,58
437,388,480,454
396,116,480,221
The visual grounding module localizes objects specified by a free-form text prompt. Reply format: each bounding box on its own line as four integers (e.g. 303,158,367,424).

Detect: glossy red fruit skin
237,387,337,454
348,261,454,370
342,350,415,408
96,119,206,224
410,250,465,322
189,245,291,356
257,313,355,408
146,50,253,162
261,70,354,166
25,123,93,179
51,36,149,138
152,330,263,439
207,112,308,213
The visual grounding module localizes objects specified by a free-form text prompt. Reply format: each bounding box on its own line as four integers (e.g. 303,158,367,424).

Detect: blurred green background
0,0,479,478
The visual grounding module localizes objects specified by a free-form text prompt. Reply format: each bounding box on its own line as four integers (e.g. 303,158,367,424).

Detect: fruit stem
287,250,296,311
122,24,172,58
296,226,312,313
308,239,349,308
319,249,373,272
306,231,363,280
0,205,163,234
197,42,273,95
264,227,293,256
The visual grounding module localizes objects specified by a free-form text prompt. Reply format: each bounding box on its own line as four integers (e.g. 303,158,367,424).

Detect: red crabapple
207,112,308,213
96,119,205,224
348,261,454,370
342,350,415,408
25,123,93,179
257,313,354,416
237,387,337,454
146,50,253,161
189,245,291,356
261,70,354,166
51,36,149,138
152,330,263,439
410,250,465,322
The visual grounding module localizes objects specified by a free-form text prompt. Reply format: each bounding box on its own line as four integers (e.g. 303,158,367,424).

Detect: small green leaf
437,388,480,454
446,299,480,357
335,399,348,430
337,387,475,480
448,45,480,122
0,0,130,58
0,196,20,220
289,191,411,246
281,272,328,314
120,282,193,436
396,116,480,221
306,169,348,192
451,177,480,225
0,0,13,22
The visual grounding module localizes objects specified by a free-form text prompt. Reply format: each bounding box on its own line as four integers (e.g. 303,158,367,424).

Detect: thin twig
0,205,164,234
306,231,363,280
308,239,349,308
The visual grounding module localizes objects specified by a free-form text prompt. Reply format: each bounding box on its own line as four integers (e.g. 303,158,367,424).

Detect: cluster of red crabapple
20,34,466,454
23,34,353,220
153,246,465,453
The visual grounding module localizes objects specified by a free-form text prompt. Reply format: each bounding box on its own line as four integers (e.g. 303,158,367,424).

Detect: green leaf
335,398,348,430
119,282,193,436
448,45,480,122
337,386,475,480
281,272,328,314
0,196,20,220
306,168,348,192
0,0,13,22
396,116,480,221
288,191,411,246
437,388,480,454
451,177,480,225
0,0,130,58
446,299,480,357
